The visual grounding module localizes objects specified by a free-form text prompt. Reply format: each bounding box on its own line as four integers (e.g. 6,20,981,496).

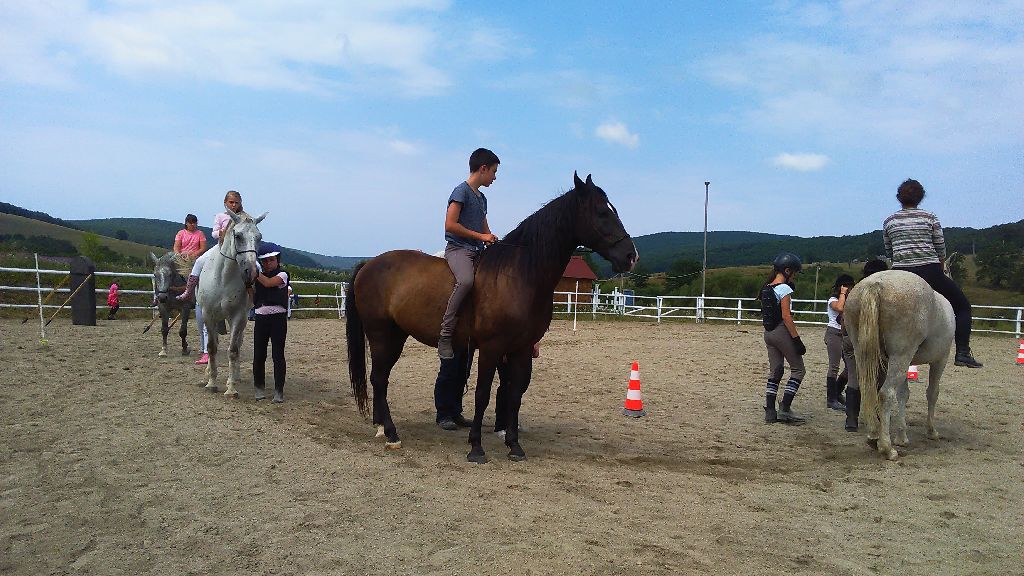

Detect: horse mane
218,210,253,246
477,188,581,282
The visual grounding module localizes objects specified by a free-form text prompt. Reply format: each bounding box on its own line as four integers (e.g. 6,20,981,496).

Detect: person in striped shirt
883,179,982,368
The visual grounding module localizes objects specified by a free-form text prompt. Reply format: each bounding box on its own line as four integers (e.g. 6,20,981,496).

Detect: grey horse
150,252,194,357
196,210,266,397
845,269,954,461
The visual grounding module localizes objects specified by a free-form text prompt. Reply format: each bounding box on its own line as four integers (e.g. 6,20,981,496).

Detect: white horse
845,270,954,460
197,210,266,397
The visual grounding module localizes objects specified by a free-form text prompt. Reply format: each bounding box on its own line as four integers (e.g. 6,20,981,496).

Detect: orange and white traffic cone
1016,340,1024,366
907,365,919,381
622,361,646,417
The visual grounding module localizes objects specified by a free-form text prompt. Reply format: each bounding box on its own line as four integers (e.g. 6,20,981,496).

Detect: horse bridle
220,248,257,262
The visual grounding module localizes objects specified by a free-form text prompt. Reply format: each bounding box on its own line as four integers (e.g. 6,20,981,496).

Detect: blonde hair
224,190,243,213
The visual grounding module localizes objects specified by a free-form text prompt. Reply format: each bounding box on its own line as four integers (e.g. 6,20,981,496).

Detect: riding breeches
440,244,478,338
764,325,806,382
824,326,845,379
897,263,971,349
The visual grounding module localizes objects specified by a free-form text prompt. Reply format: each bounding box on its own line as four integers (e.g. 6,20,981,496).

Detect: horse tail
346,262,369,417
855,281,885,424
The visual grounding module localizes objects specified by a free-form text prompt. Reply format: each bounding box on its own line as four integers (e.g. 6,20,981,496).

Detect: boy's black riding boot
826,377,846,411
844,388,861,432
954,346,983,368
764,396,778,424
778,396,806,424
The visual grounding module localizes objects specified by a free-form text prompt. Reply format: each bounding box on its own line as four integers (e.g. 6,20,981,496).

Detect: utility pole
700,181,710,322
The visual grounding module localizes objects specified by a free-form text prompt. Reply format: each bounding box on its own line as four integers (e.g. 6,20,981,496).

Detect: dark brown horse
346,172,637,463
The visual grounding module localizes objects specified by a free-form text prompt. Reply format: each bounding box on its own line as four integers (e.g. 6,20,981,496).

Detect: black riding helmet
772,252,802,274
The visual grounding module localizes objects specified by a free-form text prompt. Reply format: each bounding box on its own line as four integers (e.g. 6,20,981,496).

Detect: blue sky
2,1,1022,258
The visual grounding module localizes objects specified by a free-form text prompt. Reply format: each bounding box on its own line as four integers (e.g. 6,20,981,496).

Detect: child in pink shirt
107,280,120,320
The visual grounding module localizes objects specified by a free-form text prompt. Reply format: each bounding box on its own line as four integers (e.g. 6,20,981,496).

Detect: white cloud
702,1,1024,151
595,121,639,148
0,0,474,96
772,153,830,171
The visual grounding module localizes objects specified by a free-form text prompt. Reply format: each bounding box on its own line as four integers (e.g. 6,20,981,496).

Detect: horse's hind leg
893,378,911,447
369,332,408,448
876,359,907,460
925,358,947,440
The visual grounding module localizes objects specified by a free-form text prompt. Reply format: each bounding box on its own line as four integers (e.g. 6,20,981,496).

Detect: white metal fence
0,263,346,317
3,261,1022,337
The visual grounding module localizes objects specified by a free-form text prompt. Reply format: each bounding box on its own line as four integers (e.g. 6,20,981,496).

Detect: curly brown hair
896,179,925,206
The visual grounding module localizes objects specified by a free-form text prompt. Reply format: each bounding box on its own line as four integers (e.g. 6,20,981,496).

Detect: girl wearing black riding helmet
883,179,981,368
759,252,807,424
823,274,855,413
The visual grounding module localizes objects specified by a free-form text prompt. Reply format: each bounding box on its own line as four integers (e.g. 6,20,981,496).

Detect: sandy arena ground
1,316,1022,575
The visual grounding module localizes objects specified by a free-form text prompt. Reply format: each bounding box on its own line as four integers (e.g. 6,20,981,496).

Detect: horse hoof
885,448,899,461
894,437,909,447
205,385,218,393
181,349,190,356
254,389,266,401
158,351,167,358
467,448,489,464
385,440,402,450
507,451,527,462
225,390,239,399
927,430,940,440
375,425,385,438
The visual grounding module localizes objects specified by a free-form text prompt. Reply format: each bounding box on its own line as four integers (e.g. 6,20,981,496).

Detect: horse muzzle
604,237,638,273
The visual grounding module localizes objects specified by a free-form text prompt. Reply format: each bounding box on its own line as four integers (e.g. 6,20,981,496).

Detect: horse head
151,252,178,304
226,211,267,285
572,172,638,273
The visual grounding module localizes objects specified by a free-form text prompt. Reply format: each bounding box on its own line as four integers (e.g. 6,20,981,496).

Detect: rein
220,248,257,262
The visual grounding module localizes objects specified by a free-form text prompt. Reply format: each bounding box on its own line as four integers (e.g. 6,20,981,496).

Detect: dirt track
2,317,1022,575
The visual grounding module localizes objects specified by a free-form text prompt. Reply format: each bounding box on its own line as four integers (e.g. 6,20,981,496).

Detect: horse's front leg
224,318,245,398
499,350,533,462
468,352,499,464
158,315,169,357
179,309,190,355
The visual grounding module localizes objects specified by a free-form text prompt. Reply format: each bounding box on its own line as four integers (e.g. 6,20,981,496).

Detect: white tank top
826,296,842,329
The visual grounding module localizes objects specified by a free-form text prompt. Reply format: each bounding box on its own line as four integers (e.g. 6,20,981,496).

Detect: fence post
335,282,342,319
34,254,46,341
656,296,662,323
736,298,742,325
592,285,599,319
1016,308,1022,338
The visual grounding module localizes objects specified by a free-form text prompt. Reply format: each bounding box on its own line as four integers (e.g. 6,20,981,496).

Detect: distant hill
0,212,164,261
5,200,1020,274
618,221,1024,274
67,217,362,271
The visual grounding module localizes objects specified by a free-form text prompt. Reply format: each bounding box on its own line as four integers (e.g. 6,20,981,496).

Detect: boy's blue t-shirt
445,181,488,251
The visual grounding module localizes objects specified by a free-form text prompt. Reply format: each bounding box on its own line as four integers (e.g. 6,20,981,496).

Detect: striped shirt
883,208,945,267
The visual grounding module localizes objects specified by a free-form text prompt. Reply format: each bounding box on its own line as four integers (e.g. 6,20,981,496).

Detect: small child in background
107,280,120,320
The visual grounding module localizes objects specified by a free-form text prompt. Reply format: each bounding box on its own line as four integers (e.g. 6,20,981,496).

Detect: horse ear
585,174,593,185
228,211,242,224
574,171,585,190
254,211,268,224
150,252,159,263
